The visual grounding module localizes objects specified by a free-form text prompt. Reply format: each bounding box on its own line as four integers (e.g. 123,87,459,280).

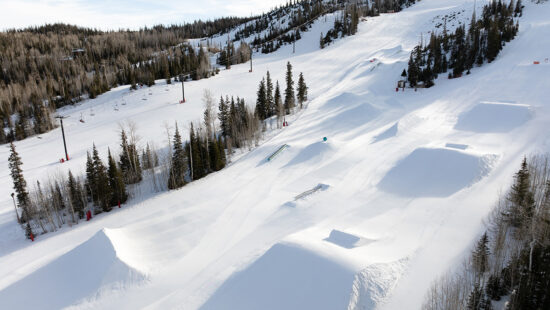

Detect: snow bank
454,102,532,133
0,229,145,310
378,148,497,197
199,242,356,310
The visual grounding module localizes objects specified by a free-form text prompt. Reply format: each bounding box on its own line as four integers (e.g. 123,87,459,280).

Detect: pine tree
188,123,204,180
8,142,31,222
266,71,274,117
91,144,111,212
284,61,295,114
507,157,535,227
107,149,127,206
296,72,308,109
255,77,267,120
218,96,229,138
85,151,95,203
67,170,85,219
472,232,490,275
407,54,419,87
168,124,187,189
274,81,284,127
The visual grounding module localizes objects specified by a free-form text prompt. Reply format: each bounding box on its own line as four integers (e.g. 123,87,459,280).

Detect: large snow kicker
0,229,146,310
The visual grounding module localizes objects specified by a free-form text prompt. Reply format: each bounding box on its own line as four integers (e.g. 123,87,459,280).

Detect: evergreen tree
188,123,204,180
218,96,229,138
107,149,128,206
168,124,187,189
296,72,308,109
85,151,95,203
266,71,274,117
407,54,419,87
284,61,295,114
8,142,31,222
218,135,227,167
91,144,111,212
274,81,284,127
255,77,267,120
472,232,490,275
67,170,85,219
507,157,535,227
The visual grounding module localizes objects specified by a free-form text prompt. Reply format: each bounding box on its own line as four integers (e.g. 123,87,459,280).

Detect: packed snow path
1,1,550,309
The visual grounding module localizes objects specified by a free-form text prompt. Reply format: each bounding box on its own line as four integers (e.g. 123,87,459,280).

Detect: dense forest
0,17,254,144
424,154,550,310
403,0,523,88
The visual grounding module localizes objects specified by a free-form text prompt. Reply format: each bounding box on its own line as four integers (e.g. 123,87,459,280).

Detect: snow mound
324,229,375,249
347,259,409,310
0,229,145,310
314,92,380,134
285,141,335,167
454,102,532,133
200,242,356,310
378,148,497,197
372,122,398,143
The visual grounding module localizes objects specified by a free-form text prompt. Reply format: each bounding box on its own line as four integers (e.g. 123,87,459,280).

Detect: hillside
1,0,549,309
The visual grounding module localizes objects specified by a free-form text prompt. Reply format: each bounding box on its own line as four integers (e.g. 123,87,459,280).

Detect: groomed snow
1,0,550,309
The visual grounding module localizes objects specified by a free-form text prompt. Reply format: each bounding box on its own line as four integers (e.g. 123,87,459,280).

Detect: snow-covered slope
1,0,550,309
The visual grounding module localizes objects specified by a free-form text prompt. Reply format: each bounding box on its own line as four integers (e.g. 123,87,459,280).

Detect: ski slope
1,0,550,309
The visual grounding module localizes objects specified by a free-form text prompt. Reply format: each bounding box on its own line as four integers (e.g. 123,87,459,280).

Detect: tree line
423,154,550,310
403,0,522,88
8,62,309,239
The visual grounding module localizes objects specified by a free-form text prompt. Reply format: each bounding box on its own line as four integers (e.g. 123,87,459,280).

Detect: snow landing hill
1,0,550,309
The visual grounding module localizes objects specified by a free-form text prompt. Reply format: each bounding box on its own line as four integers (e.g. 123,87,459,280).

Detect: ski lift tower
55,115,70,161
179,74,186,103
